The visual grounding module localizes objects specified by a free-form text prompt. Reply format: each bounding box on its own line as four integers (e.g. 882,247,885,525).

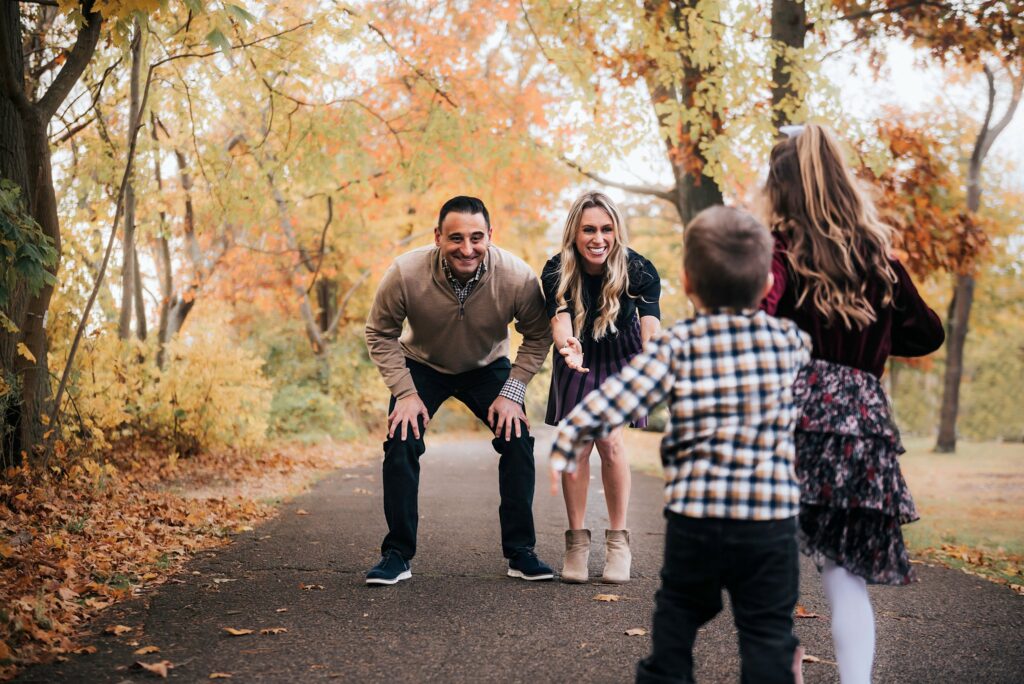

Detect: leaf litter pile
0,439,374,680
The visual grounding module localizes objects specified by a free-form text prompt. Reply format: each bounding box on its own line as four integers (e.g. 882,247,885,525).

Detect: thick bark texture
0,2,101,466
642,0,724,225
770,0,806,130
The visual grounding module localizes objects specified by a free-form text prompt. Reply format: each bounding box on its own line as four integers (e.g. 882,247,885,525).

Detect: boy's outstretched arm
549,331,677,477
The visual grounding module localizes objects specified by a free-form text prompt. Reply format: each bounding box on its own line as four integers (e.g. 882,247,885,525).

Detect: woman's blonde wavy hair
766,124,897,329
555,191,630,340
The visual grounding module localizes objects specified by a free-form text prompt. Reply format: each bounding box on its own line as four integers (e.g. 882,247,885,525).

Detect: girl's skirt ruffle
793,359,918,586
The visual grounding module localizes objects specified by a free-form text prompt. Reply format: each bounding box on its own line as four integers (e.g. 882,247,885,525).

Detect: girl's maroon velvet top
761,234,945,378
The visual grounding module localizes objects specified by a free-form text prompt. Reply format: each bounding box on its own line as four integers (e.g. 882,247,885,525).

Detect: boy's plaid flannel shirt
551,310,811,521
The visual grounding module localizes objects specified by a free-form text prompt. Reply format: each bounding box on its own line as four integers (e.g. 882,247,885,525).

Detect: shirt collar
694,307,759,317
440,253,487,285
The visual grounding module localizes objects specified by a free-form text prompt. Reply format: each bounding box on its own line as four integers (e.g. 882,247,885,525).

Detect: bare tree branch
978,66,1023,163
304,195,333,295
37,1,102,120
838,1,952,22
560,154,677,202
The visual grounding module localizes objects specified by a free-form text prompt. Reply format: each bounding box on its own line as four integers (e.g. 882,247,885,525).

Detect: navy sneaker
365,550,412,586
507,549,554,581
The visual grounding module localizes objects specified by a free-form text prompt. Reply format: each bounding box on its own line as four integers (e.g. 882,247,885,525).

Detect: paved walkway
20,429,1024,682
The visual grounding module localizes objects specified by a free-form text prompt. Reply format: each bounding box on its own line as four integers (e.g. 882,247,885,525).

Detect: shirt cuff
498,377,527,405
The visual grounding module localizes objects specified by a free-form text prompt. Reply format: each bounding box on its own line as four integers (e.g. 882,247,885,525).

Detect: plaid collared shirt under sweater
440,256,528,405
551,309,812,520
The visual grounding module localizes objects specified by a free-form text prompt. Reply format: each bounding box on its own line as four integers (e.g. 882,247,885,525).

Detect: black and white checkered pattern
551,310,811,520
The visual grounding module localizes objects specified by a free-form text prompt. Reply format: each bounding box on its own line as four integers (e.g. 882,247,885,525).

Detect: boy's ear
760,271,775,299
682,269,694,295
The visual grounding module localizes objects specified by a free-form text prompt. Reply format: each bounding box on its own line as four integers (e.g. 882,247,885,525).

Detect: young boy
550,205,811,684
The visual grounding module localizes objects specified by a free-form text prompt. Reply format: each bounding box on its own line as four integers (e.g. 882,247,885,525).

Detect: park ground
2,428,1022,680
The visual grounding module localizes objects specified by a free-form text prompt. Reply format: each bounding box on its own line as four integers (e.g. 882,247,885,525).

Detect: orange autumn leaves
874,117,990,279
0,440,358,679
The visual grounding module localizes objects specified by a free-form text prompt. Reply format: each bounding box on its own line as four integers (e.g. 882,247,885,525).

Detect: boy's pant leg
724,517,800,684
380,360,452,560
637,514,724,684
456,359,537,557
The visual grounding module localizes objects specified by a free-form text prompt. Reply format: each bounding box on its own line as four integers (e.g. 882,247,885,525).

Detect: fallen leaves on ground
104,625,133,636
593,594,620,602
296,510,309,516
299,583,325,591
260,627,287,635
0,439,376,679
209,674,233,680
915,543,1023,591
223,628,254,636
624,628,648,636
794,605,820,619
133,645,160,655
135,659,173,677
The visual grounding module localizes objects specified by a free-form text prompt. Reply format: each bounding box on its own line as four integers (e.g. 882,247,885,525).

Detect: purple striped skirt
545,315,647,428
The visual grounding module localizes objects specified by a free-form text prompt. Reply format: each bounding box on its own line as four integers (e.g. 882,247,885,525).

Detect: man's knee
491,433,535,456
383,431,426,461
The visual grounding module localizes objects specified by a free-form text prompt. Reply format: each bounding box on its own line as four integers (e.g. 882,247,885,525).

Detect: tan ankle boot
601,529,631,584
561,529,591,583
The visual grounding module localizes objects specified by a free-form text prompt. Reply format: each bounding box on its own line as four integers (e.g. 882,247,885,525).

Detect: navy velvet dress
541,249,661,427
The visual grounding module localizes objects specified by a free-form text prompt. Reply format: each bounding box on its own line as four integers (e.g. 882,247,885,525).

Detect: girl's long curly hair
766,124,897,329
555,191,630,340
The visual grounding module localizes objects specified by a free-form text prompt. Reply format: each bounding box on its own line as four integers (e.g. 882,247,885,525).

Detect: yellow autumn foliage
60,324,271,455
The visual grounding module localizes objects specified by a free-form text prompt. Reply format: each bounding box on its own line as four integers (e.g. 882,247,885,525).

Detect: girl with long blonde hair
542,191,661,584
762,124,945,683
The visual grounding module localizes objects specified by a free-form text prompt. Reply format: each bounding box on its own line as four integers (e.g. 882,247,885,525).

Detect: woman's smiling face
575,206,616,275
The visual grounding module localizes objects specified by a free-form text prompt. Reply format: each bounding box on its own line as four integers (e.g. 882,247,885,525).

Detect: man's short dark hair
438,196,490,231
684,205,773,309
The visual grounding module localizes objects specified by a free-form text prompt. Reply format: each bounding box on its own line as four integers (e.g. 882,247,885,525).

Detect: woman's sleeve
890,260,945,357
632,254,662,319
540,257,562,319
761,235,789,316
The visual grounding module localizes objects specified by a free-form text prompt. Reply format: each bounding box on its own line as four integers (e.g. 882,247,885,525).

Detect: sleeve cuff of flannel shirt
549,423,577,473
498,377,527,405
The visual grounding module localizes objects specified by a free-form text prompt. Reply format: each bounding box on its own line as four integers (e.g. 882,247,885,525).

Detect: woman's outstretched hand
559,337,589,373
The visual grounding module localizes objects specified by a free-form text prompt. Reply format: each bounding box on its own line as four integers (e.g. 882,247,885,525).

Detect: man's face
435,211,491,282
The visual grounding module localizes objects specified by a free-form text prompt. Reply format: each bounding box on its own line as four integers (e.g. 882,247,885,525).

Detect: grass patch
622,431,1024,591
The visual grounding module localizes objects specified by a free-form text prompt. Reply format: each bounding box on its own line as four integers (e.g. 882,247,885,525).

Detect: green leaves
0,181,58,325
205,28,233,56
224,4,257,24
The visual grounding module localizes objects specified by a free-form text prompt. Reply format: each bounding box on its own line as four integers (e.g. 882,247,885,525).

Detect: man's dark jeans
637,513,799,684
381,357,536,561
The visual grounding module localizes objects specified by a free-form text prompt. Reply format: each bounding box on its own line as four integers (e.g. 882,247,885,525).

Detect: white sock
821,559,875,684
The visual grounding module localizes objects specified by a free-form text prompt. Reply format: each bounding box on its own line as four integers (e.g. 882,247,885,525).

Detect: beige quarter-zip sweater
365,245,552,399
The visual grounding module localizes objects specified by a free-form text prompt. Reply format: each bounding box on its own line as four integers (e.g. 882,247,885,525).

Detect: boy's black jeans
380,357,536,561
637,513,799,684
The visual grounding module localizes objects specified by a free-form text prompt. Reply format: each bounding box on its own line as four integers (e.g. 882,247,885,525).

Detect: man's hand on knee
389,394,430,440
487,396,530,442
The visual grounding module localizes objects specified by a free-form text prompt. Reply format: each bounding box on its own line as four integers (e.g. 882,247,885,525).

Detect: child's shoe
561,529,591,583
601,529,631,583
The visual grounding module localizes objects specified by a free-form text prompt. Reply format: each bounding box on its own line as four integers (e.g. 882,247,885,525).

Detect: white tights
821,559,875,684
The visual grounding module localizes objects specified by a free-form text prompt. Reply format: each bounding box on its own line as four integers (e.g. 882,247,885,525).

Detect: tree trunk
0,1,31,467
0,1,102,465
934,66,1022,452
935,273,974,452
118,18,144,340
132,244,147,340
770,0,806,130
642,0,724,225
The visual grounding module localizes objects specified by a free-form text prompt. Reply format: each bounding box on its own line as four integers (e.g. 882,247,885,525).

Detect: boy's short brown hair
684,205,773,310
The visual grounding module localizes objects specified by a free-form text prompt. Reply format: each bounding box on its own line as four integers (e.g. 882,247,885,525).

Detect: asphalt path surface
20,428,1024,683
